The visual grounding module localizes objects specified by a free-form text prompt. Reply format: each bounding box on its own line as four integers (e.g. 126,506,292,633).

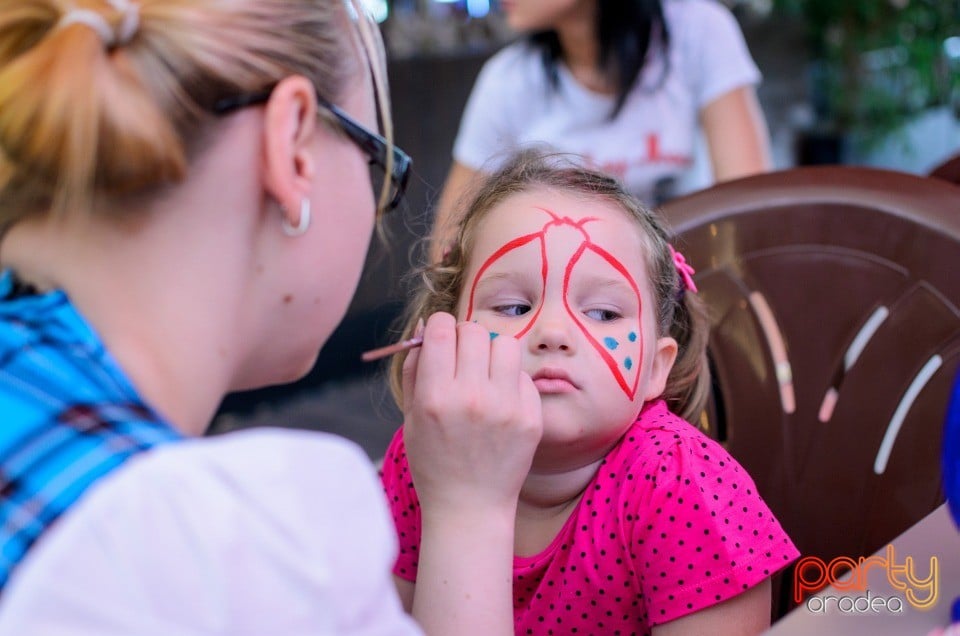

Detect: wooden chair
660,166,960,618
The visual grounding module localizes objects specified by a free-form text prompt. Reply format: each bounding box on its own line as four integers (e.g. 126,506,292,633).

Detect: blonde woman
0,1,538,633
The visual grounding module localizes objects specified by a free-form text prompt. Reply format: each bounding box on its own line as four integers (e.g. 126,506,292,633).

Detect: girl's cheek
593,323,644,363
475,314,508,338
588,322,618,342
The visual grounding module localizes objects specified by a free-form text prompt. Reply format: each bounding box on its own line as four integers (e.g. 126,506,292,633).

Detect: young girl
382,151,799,634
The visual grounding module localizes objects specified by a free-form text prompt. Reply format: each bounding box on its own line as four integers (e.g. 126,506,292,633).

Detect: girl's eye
493,303,532,317
585,308,621,322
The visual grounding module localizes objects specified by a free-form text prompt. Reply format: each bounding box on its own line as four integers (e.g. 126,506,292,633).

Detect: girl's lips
531,368,578,394
533,377,577,394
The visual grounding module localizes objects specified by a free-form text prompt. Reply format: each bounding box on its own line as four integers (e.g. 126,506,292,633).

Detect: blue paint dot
628,332,637,342
603,337,619,350
489,332,499,340
624,357,633,370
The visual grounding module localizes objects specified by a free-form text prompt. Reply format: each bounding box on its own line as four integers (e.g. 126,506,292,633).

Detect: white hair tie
108,0,140,45
58,9,114,44
57,0,140,47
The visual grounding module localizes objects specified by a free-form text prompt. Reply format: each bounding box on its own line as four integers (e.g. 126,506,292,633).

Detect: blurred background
212,0,960,458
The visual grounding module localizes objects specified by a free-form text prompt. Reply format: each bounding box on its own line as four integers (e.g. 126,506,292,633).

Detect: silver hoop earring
282,197,311,237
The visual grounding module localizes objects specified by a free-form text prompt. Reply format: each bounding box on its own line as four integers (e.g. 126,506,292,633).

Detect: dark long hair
529,0,670,120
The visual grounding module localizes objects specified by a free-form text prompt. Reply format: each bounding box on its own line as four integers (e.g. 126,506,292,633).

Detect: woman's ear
261,76,319,227
643,336,678,402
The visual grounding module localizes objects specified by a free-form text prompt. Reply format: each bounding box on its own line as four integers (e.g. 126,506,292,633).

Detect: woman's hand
401,312,542,517
401,312,540,635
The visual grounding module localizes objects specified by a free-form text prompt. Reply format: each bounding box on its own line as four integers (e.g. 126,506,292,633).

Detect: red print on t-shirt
583,133,693,180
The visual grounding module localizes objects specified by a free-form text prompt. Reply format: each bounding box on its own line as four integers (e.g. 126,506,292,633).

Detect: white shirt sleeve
673,0,761,108
0,429,422,636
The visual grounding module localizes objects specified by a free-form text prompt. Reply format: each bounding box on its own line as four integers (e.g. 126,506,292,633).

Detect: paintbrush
360,336,423,362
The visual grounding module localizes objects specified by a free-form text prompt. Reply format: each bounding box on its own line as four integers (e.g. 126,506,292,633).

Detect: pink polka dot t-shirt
381,400,799,634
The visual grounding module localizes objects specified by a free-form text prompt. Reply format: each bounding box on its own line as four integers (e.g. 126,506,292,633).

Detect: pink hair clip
668,244,698,294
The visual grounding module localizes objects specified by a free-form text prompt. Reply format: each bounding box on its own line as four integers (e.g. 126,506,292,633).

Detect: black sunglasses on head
213,88,412,213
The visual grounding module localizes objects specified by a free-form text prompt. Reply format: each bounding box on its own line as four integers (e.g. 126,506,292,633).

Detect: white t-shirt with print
453,0,761,204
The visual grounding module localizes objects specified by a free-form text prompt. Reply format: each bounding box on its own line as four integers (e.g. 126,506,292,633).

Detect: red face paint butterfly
465,207,644,399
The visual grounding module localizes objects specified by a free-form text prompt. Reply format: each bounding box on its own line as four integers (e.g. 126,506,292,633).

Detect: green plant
774,0,960,146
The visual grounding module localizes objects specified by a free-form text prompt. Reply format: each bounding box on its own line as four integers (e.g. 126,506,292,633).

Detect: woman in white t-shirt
432,0,771,258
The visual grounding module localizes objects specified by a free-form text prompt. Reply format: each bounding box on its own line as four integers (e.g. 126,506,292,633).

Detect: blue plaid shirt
0,271,181,592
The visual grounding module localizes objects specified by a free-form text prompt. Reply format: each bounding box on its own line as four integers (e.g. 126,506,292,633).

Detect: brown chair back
930,153,960,185
660,166,960,617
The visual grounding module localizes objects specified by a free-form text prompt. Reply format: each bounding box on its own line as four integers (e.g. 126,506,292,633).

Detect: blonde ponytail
0,1,184,220
0,0,388,226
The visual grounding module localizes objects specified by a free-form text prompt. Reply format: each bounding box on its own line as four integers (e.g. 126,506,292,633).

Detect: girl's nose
527,305,576,354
